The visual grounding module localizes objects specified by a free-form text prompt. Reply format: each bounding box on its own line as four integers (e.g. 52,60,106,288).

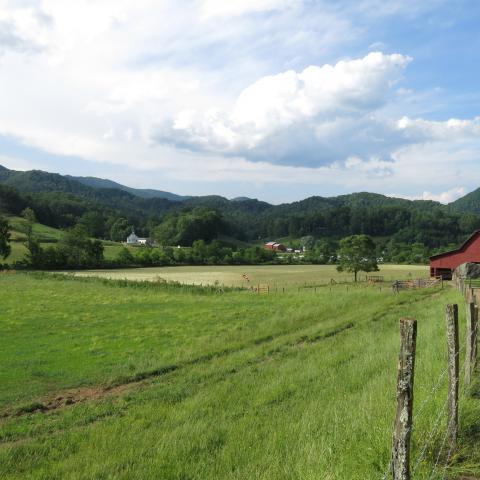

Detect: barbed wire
380,301,477,480
412,396,449,474
427,406,455,479
420,323,477,479
439,335,475,480
380,361,451,479
422,315,478,479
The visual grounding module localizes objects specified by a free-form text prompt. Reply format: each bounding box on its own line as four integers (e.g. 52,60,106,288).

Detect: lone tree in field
336,234,378,282
0,216,11,260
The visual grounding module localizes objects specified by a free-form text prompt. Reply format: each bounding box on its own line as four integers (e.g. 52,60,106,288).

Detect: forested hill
66,175,190,201
1,164,480,251
450,187,480,213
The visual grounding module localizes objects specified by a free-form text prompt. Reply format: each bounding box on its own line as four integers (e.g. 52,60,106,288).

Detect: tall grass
0,273,478,479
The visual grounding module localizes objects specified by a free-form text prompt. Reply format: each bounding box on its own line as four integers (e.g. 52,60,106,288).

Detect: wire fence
381,279,478,479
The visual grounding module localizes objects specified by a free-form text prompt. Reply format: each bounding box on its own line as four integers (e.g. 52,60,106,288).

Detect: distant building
126,230,150,246
127,231,139,244
264,241,287,252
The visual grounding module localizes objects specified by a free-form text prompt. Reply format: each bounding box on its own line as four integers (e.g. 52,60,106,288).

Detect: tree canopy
336,234,378,282
0,216,11,260
154,208,225,246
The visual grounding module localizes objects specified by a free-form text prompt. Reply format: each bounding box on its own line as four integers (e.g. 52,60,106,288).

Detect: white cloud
199,0,298,19
397,116,480,140
391,187,467,204
155,52,412,163
0,0,478,203
420,188,467,203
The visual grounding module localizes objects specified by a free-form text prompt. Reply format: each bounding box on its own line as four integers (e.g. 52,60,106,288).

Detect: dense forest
2,164,480,267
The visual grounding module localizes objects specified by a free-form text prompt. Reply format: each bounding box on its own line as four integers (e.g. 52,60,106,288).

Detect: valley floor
0,273,478,479
70,263,429,288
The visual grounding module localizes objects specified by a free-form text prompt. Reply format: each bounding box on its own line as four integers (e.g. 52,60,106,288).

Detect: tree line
0,212,382,281
1,177,478,271
0,207,406,281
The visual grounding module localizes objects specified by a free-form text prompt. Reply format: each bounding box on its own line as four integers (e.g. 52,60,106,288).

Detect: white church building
126,230,149,246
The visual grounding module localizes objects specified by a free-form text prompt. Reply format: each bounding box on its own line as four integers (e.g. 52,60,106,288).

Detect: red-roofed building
430,231,480,279
264,241,287,252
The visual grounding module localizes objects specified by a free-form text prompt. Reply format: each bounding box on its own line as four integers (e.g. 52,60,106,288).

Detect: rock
455,262,480,278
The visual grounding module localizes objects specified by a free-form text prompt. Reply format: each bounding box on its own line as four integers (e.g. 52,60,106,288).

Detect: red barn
264,242,287,252
430,231,480,279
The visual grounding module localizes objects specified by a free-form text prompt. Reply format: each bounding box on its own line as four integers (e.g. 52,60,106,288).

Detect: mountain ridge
1,163,479,250
66,175,190,202
1,163,467,211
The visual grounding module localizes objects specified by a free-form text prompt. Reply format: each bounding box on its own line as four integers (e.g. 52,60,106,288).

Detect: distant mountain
2,163,480,249
231,196,254,202
0,166,93,196
450,188,480,213
68,175,190,201
0,165,178,221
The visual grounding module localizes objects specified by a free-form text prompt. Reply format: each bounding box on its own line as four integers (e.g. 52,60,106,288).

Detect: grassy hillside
3,216,137,264
0,274,478,479
4,216,63,264
6,216,62,242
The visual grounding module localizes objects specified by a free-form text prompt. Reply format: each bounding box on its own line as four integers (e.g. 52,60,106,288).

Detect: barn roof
430,230,480,260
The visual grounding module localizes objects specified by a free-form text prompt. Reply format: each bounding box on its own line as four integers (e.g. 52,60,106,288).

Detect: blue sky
0,0,480,203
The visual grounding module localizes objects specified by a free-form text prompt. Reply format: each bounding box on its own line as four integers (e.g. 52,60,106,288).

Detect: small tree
336,234,378,282
116,247,135,265
21,207,37,244
0,216,11,260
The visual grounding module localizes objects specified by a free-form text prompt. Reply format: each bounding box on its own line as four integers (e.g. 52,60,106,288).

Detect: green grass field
4,216,64,264
73,263,429,288
3,215,137,265
6,216,63,243
0,273,478,479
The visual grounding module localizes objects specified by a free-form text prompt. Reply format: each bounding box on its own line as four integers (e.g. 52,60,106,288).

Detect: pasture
3,215,136,265
73,263,429,288
0,273,478,479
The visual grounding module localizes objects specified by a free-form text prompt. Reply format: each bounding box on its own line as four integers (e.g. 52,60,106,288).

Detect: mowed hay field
73,263,429,288
0,273,479,479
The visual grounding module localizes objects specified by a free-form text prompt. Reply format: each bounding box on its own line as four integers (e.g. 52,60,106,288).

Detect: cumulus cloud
0,0,479,203
397,116,480,141
154,52,412,165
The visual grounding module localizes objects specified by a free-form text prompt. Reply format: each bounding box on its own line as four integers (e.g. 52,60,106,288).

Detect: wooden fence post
465,302,478,386
391,318,417,480
446,304,459,452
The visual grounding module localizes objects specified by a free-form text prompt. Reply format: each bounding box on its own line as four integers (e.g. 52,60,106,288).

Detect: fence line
383,273,478,479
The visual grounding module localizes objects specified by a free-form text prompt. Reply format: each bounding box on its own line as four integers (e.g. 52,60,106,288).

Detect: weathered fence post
446,304,459,452
465,302,478,386
391,318,417,480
